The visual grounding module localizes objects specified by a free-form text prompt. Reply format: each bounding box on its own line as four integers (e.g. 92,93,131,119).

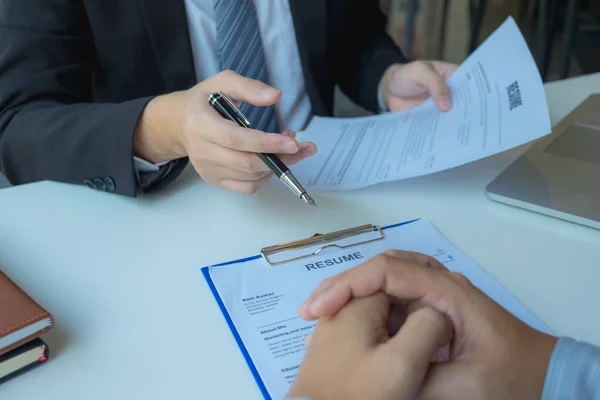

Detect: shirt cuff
133,156,169,173
542,336,600,399
133,156,176,190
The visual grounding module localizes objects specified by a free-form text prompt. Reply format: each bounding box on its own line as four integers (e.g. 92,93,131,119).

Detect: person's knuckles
381,249,405,258
399,60,430,82
372,251,399,266
409,61,446,91
414,252,439,267
348,292,389,319
181,110,207,140
371,252,411,277
336,294,390,339
224,127,273,153
206,69,241,93
447,271,473,289
381,250,439,268
217,69,237,80
409,60,429,73
223,126,252,150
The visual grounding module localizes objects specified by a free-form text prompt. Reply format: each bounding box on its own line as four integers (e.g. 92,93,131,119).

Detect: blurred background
335,0,600,116
381,0,599,81
1,0,598,189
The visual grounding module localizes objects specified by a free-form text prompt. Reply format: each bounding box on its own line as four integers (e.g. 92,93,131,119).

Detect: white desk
1,73,599,400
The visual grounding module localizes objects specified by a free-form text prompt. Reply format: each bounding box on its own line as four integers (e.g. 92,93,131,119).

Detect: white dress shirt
135,0,312,174
135,0,389,176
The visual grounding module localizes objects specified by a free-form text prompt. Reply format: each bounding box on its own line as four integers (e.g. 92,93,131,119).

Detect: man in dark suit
0,0,456,197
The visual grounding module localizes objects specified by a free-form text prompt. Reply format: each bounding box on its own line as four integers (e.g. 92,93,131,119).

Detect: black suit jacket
0,0,407,196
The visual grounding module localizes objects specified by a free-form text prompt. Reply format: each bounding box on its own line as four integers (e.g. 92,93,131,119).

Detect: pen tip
302,194,317,207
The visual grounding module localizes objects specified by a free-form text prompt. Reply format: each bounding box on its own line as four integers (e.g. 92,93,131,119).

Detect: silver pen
208,91,316,206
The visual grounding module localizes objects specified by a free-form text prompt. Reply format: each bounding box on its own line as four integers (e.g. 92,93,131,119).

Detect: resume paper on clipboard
202,220,550,400
291,17,551,191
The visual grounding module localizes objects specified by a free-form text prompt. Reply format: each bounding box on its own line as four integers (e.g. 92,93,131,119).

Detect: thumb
209,70,281,106
410,62,453,111
384,307,452,385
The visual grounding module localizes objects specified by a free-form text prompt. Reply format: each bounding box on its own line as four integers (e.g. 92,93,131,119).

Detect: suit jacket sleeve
333,1,408,113
0,0,184,197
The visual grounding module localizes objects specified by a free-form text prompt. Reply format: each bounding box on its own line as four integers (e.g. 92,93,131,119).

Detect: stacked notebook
0,270,54,383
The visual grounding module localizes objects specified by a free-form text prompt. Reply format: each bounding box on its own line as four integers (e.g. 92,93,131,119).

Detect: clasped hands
286,251,558,400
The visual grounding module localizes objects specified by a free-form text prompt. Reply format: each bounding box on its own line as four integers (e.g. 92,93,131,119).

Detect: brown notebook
0,271,53,357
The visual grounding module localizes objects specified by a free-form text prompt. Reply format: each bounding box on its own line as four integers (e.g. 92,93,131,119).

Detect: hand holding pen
134,70,317,195
210,91,317,206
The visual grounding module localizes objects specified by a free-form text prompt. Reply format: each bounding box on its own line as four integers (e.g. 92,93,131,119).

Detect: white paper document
203,219,550,400
292,17,551,191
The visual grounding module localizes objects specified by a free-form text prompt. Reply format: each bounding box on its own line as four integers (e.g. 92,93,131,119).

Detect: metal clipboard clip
260,224,385,266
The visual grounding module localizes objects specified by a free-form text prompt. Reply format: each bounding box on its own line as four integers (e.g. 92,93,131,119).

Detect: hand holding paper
291,17,551,191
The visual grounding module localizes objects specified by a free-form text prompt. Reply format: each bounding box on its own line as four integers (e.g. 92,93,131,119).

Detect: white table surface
1,73,600,400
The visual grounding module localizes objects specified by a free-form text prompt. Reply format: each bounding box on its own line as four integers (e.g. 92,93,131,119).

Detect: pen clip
219,92,251,127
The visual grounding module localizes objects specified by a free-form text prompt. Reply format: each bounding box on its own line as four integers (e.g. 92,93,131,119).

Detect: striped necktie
213,0,279,133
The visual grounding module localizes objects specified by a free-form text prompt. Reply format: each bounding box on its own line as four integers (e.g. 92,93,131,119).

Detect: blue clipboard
201,219,419,400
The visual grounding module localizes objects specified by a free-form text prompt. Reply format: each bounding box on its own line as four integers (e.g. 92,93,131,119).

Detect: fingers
301,255,420,319
299,251,444,320
281,129,297,139
409,61,453,111
382,308,452,390
339,293,391,347
430,61,459,79
289,142,317,160
298,277,338,319
185,71,316,196
387,307,452,360
382,250,447,270
200,141,315,175
203,114,299,154
387,300,453,366
300,253,464,321
207,70,282,106
316,293,391,350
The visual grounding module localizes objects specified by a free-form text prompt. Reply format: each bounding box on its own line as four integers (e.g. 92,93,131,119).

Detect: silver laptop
485,94,600,230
